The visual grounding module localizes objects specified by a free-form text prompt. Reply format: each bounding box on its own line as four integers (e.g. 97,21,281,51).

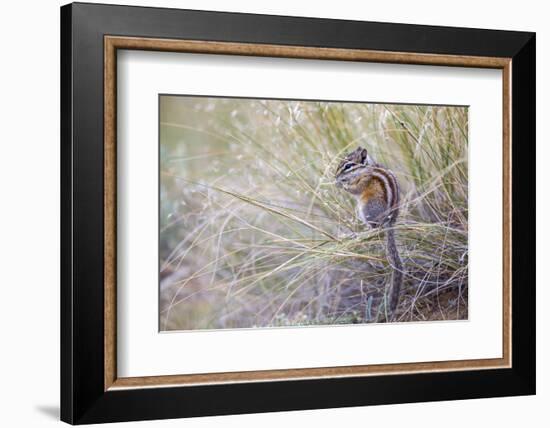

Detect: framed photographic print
60,2,535,424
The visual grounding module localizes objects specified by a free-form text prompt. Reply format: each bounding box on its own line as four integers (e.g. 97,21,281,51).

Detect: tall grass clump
159,96,468,330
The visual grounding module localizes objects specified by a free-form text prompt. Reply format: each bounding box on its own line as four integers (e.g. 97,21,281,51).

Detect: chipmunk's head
335,146,375,192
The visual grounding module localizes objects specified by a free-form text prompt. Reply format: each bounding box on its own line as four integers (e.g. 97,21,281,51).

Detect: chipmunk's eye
342,162,354,171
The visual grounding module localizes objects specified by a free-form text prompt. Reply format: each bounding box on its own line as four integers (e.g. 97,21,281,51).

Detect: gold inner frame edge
104,35,512,391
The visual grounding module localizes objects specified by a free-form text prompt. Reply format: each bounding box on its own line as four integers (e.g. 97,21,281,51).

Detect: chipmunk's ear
358,147,369,165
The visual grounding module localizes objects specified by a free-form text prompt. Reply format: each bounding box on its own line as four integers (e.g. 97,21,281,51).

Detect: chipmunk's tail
386,227,403,314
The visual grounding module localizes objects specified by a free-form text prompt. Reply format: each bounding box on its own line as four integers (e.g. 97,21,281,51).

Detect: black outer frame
60,2,535,424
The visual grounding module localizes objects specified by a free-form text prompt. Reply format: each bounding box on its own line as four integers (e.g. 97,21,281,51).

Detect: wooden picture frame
61,2,535,424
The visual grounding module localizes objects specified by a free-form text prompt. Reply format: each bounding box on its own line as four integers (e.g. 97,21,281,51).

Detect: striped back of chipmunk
369,166,400,222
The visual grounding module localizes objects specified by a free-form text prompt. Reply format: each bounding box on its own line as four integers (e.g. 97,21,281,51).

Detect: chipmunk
335,146,403,315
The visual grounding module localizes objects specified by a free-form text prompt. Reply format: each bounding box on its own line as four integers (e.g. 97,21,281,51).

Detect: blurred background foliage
160,96,468,331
